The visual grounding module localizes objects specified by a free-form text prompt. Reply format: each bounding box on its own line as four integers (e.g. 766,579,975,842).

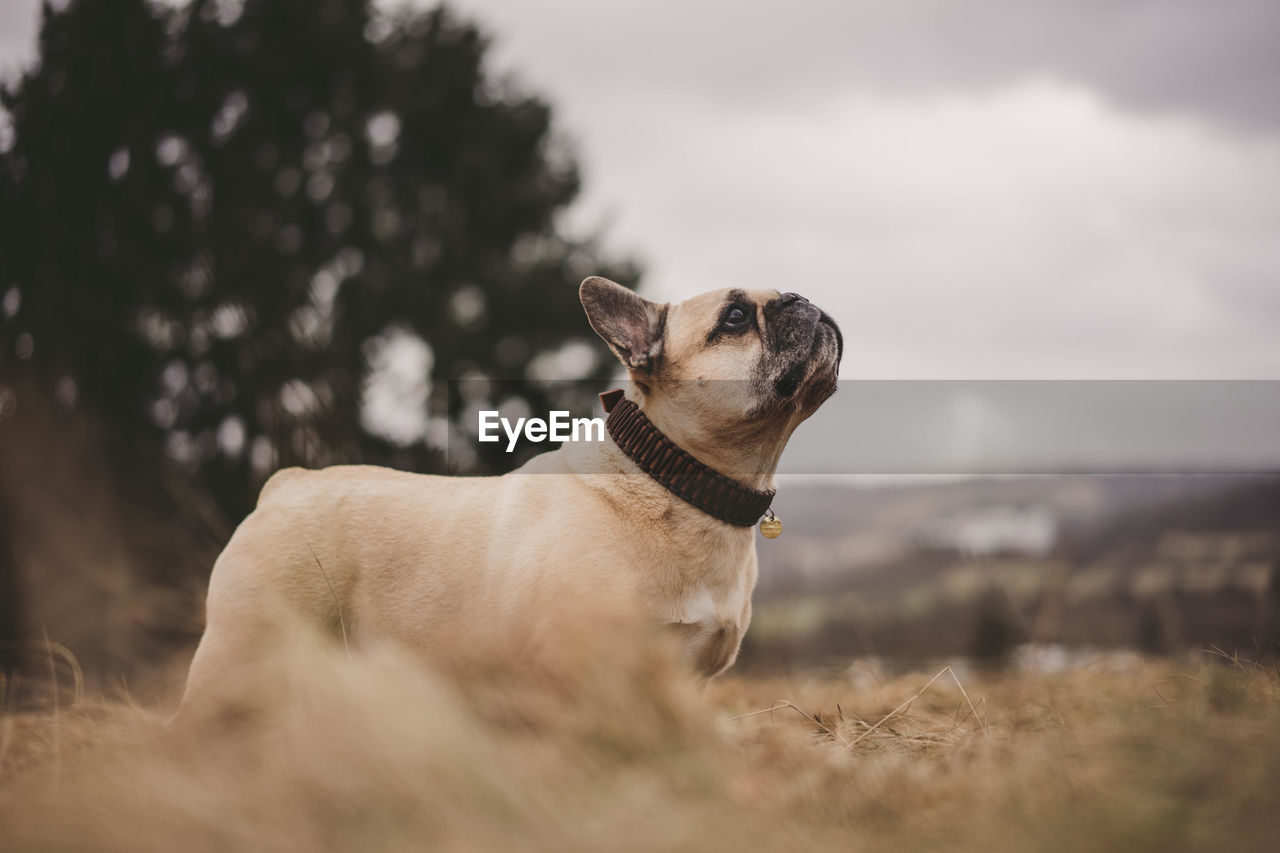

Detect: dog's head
580,277,842,472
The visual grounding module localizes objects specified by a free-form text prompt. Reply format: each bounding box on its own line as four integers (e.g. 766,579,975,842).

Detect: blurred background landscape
750,473,1280,670
1,0,1278,690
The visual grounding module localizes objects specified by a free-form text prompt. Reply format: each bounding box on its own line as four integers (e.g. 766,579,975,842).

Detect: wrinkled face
580,278,842,445
662,287,842,417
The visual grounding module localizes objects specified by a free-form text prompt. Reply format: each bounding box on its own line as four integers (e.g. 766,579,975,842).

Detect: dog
178,277,841,712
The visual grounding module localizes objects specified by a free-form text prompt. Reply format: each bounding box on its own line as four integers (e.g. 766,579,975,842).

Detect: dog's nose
774,292,808,308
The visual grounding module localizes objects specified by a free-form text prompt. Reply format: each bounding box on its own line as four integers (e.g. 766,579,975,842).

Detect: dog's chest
671,575,754,677
677,584,723,626
671,559,753,629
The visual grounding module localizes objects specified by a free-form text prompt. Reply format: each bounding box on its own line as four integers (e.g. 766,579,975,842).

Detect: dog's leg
173,541,287,723
173,624,243,722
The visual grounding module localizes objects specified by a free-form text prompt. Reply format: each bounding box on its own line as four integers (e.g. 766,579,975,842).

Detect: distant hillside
758,474,1258,598
746,474,1280,667
1056,475,1280,562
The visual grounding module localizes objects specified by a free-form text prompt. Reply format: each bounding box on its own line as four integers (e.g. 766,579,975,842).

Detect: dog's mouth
818,310,844,364
772,313,841,401
774,360,808,399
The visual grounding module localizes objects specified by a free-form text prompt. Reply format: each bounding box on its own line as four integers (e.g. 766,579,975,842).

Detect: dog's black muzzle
765,292,843,399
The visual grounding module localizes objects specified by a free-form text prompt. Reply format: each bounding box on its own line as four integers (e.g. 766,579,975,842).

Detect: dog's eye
722,307,749,330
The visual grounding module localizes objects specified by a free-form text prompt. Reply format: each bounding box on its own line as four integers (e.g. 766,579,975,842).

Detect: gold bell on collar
759,508,783,539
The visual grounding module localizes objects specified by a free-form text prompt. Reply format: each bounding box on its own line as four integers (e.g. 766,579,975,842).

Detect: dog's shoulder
257,466,310,505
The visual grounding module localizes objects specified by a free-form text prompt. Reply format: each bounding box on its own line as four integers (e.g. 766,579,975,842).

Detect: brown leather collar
600,388,774,527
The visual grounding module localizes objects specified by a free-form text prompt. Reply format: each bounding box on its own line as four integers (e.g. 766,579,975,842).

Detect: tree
0,0,638,667
970,587,1022,669
1,0,637,517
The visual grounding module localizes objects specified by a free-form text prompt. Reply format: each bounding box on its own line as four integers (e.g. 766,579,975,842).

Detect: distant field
744,534,1280,666
3,636,1279,851
746,474,1280,666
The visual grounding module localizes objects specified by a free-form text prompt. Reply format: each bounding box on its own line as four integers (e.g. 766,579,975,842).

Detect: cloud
450,0,1280,378
454,0,1280,132
605,79,1280,378
3,0,1277,379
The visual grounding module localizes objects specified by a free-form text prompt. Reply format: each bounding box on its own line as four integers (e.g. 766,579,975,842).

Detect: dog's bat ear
579,277,667,372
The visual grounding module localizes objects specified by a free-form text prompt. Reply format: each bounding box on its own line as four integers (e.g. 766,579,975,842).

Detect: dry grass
2,631,1280,852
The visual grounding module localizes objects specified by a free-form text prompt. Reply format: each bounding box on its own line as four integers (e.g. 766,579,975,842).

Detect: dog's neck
593,388,776,528
545,385,798,534
559,437,760,539
635,393,794,494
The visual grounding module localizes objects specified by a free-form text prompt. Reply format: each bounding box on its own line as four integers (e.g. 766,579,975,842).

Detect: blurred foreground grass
2,633,1279,851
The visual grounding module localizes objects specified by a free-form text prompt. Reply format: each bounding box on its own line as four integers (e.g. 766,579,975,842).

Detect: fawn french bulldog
179,278,841,712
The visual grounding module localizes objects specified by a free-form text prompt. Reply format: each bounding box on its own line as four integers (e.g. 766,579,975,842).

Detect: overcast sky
3,0,1279,380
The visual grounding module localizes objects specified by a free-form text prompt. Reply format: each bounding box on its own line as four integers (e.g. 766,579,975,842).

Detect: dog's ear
579,277,667,372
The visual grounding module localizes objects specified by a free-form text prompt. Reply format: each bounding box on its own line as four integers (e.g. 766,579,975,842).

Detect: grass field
3,630,1279,852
